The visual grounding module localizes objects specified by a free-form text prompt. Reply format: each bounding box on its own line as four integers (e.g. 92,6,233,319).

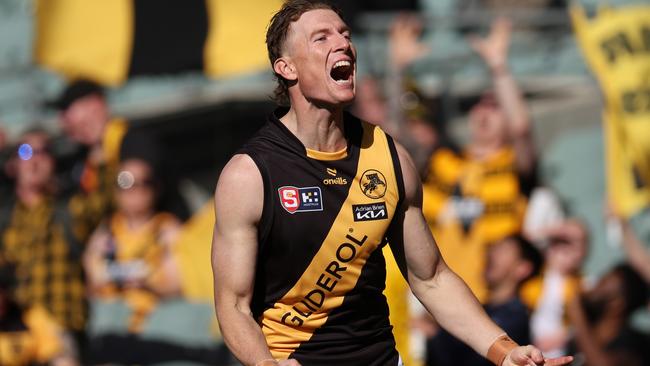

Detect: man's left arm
388,142,571,366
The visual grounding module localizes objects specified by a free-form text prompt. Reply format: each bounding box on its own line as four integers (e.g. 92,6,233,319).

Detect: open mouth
330,60,353,85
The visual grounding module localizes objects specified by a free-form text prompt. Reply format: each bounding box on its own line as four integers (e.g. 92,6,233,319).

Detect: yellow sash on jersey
571,4,650,218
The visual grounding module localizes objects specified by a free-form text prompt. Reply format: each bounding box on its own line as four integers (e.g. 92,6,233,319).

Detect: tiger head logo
360,169,387,199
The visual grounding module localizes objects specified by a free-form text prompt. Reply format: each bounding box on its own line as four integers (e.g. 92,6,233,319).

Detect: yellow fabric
1,198,88,331
172,201,216,301
204,0,283,77
422,147,527,302
383,246,422,366
0,307,63,365
570,4,650,218
306,147,348,161
24,307,64,362
34,0,133,85
98,212,176,332
103,118,128,169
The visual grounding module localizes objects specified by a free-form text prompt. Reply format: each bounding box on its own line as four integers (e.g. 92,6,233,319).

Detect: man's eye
315,36,326,42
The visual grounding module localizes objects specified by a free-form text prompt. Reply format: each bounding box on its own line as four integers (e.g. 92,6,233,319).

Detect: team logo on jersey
360,169,387,199
352,202,388,222
278,186,323,214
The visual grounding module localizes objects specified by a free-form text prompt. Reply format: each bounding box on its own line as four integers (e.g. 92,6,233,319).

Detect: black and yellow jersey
238,109,405,365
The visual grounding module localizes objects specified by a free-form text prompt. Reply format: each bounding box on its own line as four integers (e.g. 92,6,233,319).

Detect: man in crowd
0,130,102,357
49,79,128,221
567,264,649,366
211,2,570,366
427,235,543,365
521,219,589,357
421,18,536,302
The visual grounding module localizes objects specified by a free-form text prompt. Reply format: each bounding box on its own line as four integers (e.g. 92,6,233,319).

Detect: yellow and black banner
34,0,282,85
571,4,650,218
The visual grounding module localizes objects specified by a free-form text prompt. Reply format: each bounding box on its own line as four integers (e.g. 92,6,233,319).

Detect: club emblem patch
359,169,387,199
278,186,323,214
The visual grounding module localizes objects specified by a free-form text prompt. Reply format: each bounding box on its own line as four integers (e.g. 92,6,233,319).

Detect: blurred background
0,0,648,365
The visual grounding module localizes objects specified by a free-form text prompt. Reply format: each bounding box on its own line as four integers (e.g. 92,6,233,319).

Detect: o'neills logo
323,177,348,185
280,232,368,327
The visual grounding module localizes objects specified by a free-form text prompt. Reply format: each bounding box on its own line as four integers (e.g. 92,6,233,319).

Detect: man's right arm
212,154,300,366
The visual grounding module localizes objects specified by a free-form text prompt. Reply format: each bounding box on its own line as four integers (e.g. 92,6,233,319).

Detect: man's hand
389,14,429,70
468,17,512,72
504,345,573,366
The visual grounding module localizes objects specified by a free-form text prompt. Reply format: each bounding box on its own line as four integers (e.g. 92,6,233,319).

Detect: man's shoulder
219,154,261,184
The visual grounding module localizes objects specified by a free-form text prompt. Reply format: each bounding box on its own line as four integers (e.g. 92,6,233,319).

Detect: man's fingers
544,356,574,366
529,347,544,363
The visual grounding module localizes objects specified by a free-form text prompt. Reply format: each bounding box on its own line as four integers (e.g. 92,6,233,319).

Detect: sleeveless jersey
238,109,405,366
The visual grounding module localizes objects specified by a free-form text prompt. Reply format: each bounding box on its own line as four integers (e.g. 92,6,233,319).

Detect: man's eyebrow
309,25,351,38
309,27,330,38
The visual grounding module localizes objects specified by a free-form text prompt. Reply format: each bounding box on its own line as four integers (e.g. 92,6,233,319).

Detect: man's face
485,239,519,288
283,9,356,107
15,133,54,190
115,159,157,217
468,95,508,147
60,95,108,146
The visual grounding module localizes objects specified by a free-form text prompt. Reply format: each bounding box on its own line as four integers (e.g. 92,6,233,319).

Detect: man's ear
273,57,297,81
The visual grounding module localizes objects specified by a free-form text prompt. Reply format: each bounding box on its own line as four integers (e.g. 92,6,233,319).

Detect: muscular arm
388,143,504,357
211,154,276,366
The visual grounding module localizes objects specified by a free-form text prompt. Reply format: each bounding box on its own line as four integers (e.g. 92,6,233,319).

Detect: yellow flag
571,4,650,217
34,0,133,86
204,0,283,78
173,201,215,301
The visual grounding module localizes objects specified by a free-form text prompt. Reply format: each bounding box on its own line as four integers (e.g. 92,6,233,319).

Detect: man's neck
468,141,504,161
122,210,155,230
280,100,347,153
487,281,518,306
16,185,45,208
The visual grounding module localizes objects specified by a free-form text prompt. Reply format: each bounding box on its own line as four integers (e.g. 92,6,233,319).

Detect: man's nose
333,34,351,52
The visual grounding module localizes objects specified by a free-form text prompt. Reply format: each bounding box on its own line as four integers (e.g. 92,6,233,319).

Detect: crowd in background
351,14,649,366
0,3,649,366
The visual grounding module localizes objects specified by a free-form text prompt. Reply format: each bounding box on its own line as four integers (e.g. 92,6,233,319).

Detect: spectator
49,79,128,222
520,219,589,357
421,17,536,302
0,130,99,357
0,264,78,366
567,263,649,366
426,234,543,366
83,138,181,335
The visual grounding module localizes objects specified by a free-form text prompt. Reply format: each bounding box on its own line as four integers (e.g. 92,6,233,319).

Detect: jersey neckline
269,107,361,162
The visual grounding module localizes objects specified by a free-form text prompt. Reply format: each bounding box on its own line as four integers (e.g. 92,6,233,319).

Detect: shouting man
211,2,573,366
